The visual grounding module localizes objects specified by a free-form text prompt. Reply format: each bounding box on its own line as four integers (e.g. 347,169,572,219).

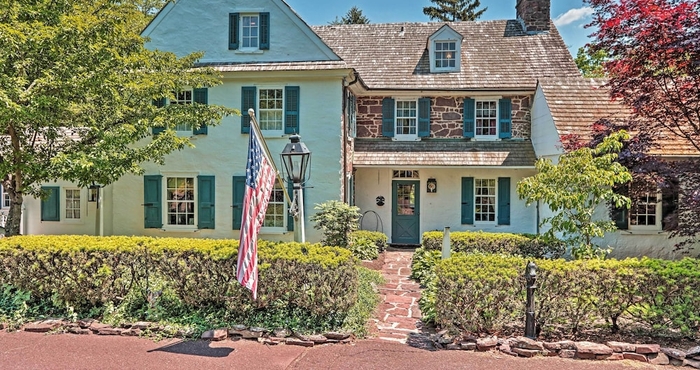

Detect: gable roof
312,20,580,91
538,77,697,157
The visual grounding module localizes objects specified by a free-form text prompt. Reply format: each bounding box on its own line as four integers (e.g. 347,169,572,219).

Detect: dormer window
229,12,270,51
428,25,462,73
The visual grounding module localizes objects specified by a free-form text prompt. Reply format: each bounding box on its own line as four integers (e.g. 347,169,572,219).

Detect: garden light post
525,261,537,339
280,134,311,243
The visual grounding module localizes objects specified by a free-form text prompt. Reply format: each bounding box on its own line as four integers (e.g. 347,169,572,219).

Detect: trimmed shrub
421,230,564,258
347,231,387,260
310,201,360,248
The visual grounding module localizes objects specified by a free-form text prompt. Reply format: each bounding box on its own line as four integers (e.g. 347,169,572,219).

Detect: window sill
160,227,199,233
235,50,264,55
620,229,667,235
392,137,420,142
260,229,288,235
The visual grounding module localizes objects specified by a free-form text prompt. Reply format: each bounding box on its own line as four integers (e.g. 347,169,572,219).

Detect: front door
392,180,420,244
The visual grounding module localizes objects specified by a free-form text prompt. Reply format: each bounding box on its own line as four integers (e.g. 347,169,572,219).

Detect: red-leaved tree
586,0,700,251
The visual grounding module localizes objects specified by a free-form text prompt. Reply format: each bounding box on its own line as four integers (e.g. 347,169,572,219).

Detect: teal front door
392,180,420,244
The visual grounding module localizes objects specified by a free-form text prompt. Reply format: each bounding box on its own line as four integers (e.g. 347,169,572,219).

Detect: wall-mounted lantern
88,182,101,203
427,178,437,193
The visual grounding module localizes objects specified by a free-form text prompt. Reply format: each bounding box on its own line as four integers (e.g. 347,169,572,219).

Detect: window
240,86,300,134
262,185,285,228
151,88,209,135
393,170,419,179
1,185,9,208
232,175,288,231
229,12,269,51
381,98,431,139
435,41,456,69
64,189,81,220
461,177,511,225
143,175,215,230
463,98,512,139
475,101,498,137
259,89,283,131
170,90,193,131
166,177,195,226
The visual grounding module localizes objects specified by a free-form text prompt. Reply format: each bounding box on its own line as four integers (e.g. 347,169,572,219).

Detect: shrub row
0,236,358,320
423,253,700,337
347,231,388,260
420,231,565,259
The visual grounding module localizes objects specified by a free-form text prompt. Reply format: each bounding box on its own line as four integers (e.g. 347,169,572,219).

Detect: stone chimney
516,0,551,33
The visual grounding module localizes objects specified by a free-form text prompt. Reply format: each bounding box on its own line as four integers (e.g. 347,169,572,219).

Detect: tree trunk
5,190,23,237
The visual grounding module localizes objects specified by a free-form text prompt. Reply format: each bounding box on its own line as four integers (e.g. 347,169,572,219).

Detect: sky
285,0,595,57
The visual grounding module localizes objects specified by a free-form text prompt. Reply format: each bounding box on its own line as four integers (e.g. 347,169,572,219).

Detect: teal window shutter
497,177,511,225
612,204,629,230
461,177,474,224
498,98,512,139
40,186,60,221
463,98,475,138
382,98,395,138
143,175,162,228
418,98,431,137
284,86,300,134
241,86,256,134
259,12,270,50
232,176,245,229
193,88,208,135
152,98,166,135
229,13,239,50
197,176,215,229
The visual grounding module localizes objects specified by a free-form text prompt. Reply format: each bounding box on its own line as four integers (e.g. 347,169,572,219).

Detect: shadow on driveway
147,340,234,358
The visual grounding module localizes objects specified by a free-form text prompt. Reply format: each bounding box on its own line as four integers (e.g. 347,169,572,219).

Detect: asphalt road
0,331,663,370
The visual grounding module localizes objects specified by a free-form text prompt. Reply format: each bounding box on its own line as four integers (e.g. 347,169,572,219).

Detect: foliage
421,253,700,337
517,132,633,259
342,267,384,337
0,0,237,236
310,201,361,248
423,0,487,21
347,231,387,260
420,231,565,260
574,45,607,77
329,6,370,25
0,236,363,336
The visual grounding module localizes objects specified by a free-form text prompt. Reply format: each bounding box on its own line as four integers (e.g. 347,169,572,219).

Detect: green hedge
421,231,565,258
347,231,388,260
0,236,358,323
423,254,700,337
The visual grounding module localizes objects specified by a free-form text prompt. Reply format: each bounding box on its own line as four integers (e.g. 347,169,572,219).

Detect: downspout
536,200,540,235
342,71,360,203
21,203,27,235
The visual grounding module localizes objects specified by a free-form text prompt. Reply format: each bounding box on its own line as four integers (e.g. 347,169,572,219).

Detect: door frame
391,180,420,244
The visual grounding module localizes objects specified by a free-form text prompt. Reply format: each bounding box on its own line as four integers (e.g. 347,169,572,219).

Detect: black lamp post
280,134,311,242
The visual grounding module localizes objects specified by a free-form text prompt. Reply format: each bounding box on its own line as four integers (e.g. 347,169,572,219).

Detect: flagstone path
372,250,424,344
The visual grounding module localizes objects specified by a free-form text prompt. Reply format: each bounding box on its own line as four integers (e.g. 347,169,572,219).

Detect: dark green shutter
461,177,474,224
197,176,215,229
382,98,395,138
229,13,239,50
284,86,300,134
152,98,166,135
287,182,294,231
612,205,628,230
418,98,431,138
497,177,511,225
144,175,162,228
259,12,270,50
232,176,245,229
498,98,512,139
463,98,475,138
241,86,256,134
193,88,208,135
40,186,60,221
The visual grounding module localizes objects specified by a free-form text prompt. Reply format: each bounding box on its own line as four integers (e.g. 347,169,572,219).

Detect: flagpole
247,109,294,210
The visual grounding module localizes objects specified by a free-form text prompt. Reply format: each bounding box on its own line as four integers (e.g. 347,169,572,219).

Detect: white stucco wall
531,85,564,159
23,181,100,236
354,167,539,243
142,0,338,63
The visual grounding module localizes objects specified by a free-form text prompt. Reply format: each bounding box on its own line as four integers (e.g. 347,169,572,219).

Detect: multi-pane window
631,192,659,227
475,178,496,222
170,90,192,131
65,189,81,219
435,41,456,69
395,100,417,136
1,186,9,208
241,15,259,49
475,101,498,136
166,177,195,226
259,89,283,131
393,170,419,179
263,185,285,228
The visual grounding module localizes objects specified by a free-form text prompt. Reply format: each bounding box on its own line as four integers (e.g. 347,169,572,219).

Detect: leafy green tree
0,0,237,236
517,132,632,259
329,6,370,25
423,0,487,22
310,201,360,248
574,45,607,78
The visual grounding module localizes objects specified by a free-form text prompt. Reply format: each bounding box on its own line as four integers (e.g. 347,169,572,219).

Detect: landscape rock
607,353,624,361
498,342,517,357
559,349,576,359
512,336,544,351
622,352,648,362
305,335,328,344
670,358,684,366
131,321,152,330
635,343,660,354
24,322,60,333
512,348,541,358
684,358,700,369
66,327,91,335
324,332,351,341
648,352,670,365
0,322,6,330
97,328,122,336
544,340,576,351
476,336,498,351
285,338,314,347
77,319,94,329
575,352,597,360
445,344,461,350
606,341,636,353
460,342,476,351
201,329,227,341
687,346,700,359
273,328,291,338
574,341,613,355
661,347,686,360
121,328,141,336
88,323,111,333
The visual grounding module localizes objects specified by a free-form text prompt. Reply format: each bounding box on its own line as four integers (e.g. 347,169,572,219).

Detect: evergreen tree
423,0,487,22
329,6,370,25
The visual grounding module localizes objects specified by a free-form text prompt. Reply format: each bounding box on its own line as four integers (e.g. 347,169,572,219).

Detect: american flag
237,128,275,300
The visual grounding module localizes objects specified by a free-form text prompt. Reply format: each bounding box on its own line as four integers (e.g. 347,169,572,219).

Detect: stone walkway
372,250,423,343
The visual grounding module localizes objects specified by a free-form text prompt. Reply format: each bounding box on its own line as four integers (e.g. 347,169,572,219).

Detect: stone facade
356,95,531,140
516,0,551,33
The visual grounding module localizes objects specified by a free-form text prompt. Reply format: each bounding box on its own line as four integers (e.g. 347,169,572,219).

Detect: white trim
474,99,499,139
161,173,198,231
628,191,663,231
61,187,85,224
474,178,498,224
393,99,419,141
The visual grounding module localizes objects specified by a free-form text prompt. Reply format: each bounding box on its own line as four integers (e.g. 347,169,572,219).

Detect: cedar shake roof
312,20,580,91
353,139,537,167
195,61,349,72
538,77,697,157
